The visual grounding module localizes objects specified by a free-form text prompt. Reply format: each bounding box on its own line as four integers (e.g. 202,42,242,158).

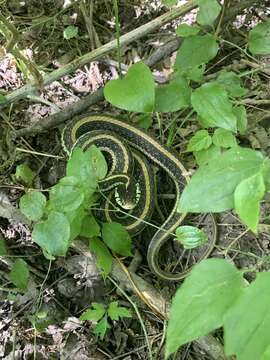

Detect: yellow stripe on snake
62,115,216,281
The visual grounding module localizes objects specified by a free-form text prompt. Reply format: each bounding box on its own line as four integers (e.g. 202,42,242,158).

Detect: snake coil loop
62,115,216,280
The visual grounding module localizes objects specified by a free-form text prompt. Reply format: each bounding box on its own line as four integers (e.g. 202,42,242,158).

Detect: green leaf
104,61,155,113
184,64,205,83
261,345,270,360
108,301,132,321
89,237,112,278
65,205,85,241
192,83,237,132
248,21,270,55
224,272,270,360
14,164,34,186
234,172,265,233
194,145,221,166
63,25,78,40
155,76,191,112
215,71,247,97
81,214,100,238
49,177,85,213
67,147,97,197
178,147,264,212
93,314,110,339
176,24,200,37
233,105,247,134
0,238,7,255
187,130,212,152
175,226,208,249
9,259,29,291
80,302,106,322
32,212,70,257
102,222,132,257
212,129,237,148
175,34,219,70
85,145,107,180
20,191,47,222
165,259,245,358
197,0,221,26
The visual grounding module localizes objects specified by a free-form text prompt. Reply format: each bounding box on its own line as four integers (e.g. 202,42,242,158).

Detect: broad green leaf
212,129,237,148
89,237,112,278
233,106,247,134
93,314,110,339
85,145,107,180
175,226,208,249
234,172,265,233
215,71,247,97
224,272,270,360
49,177,84,213
0,238,7,255
67,147,97,197
14,164,34,186
108,301,132,321
176,24,200,37
102,222,132,257
191,83,237,132
65,205,85,241
187,130,212,152
63,25,78,40
20,191,47,222
32,212,70,257
80,303,106,322
155,76,191,112
178,147,264,212
248,21,270,55
197,0,221,26
175,34,219,70
194,145,221,166
184,64,205,83
166,259,245,358
9,259,29,291
261,345,270,360
104,62,155,113
81,214,100,238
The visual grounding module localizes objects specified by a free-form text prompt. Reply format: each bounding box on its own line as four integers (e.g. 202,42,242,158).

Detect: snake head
114,181,141,210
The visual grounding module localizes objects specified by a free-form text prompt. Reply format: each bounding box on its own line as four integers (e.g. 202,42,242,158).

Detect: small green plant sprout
80,301,132,339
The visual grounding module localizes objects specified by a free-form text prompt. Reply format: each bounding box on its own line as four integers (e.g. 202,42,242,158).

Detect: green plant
19,146,132,278
165,258,270,360
80,301,132,339
101,1,270,358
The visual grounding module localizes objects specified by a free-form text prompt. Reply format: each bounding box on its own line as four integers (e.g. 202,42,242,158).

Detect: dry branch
1,0,197,110
14,37,181,138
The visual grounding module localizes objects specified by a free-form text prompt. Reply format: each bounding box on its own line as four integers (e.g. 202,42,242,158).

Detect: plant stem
113,0,122,78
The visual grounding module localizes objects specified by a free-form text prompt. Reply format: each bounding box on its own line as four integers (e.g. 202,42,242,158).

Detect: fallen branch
2,0,196,110
14,37,181,138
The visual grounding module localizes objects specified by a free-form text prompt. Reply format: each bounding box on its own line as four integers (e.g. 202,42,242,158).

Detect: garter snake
62,114,216,281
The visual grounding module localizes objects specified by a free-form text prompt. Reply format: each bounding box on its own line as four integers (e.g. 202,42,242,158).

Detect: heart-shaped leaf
32,212,70,257
104,61,155,113
155,76,191,112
